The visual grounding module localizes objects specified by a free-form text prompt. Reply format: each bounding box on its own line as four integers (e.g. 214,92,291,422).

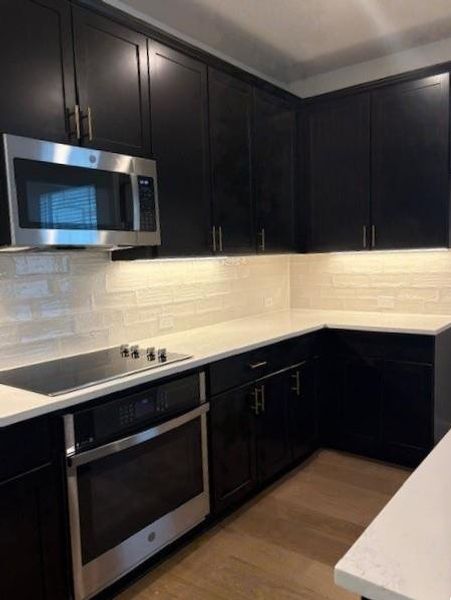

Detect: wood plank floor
117,450,410,600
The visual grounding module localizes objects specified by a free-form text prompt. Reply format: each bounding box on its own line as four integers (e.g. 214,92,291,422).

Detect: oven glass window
77,418,204,565
14,159,134,230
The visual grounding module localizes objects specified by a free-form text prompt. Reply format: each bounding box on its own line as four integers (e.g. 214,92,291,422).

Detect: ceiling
114,0,451,86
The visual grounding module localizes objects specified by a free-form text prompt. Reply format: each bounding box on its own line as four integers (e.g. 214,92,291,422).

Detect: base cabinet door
0,466,67,600
381,361,433,465
255,375,291,483
210,385,257,513
288,360,318,461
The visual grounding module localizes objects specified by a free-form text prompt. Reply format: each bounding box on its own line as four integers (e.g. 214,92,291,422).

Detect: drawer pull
248,361,268,370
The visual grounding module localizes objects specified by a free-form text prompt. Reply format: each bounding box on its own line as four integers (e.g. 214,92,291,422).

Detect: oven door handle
68,403,209,468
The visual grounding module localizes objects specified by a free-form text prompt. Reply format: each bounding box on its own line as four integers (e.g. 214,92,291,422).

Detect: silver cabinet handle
248,361,268,370
87,106,94,142
291,371,301,397
260,384,265,412
371,225,376,248
251,387,260,416
363,225,367,249
259,228,266,252
212,226,217,252
218,226,223,252
68,105,81,141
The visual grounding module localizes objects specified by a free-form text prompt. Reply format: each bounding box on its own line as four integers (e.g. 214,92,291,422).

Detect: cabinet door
209,69,254,253
150,43,212,257
372,74,449,249
287,360,318,461
254,89,296,252
0,0,75,142
255,375,291,482
0,467,67,600
306,94,370,251
337,357,382,457
381,361,433,466
210,385,257,513
72,6,151,156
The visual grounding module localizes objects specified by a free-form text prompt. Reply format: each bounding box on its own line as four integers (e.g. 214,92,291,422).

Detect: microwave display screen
14,159,134,231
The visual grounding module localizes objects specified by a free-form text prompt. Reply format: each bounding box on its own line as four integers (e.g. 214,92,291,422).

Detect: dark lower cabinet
150,42,212,257
72,6,151,156
209,384,257,513
371,73,449,249
254,375,291,482
209,68,254,254
287,360,318,461
254,89,297,253
0,0,75,142
0,466,67,600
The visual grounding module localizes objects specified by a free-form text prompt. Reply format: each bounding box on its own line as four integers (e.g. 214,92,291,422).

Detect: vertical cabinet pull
218,226,223,252
362,225,367,249
87,106,94,142
212,226,217,252
371,225,376,248
291,371,301,396
69,105,81,141
251,384,265,415
259,228,266,252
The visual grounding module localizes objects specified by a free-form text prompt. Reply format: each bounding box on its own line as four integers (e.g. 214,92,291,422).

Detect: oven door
66,404,210,600
2,134,159,248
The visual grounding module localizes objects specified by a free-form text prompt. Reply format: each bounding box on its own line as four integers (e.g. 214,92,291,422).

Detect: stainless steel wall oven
63,372,209,600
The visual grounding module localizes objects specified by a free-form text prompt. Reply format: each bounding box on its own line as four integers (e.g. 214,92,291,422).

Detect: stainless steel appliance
0,134,160,249
64,371,209,600
0,343,190,396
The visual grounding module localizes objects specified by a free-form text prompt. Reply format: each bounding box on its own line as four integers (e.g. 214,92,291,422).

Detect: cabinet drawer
327,330,434,364
0,416,52,482
209,332,320,396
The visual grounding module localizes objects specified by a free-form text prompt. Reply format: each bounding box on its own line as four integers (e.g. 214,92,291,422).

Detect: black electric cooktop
0,344,191,396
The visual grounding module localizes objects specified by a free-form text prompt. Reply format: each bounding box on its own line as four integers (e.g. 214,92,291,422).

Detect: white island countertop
335,423,451,600
1,308,451,427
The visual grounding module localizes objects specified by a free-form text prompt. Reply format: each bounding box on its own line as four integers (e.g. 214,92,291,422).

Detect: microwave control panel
137,176,157,232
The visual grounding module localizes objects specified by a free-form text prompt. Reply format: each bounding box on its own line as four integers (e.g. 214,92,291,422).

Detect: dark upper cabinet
0,0,75,143
209,384,257,513
209,68,254,253
254,89,297,252
306,93,370,252
381,361,433,465
371,74,449,249
149,42,212,257
72,6,151,156
255,375,291,482
287,360,318,461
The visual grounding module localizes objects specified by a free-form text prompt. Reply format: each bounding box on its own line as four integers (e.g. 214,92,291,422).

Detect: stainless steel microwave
0,134,161,250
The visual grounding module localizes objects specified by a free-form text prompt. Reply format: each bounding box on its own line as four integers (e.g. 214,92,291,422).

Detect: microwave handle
67,403,209,468
130,174,141,231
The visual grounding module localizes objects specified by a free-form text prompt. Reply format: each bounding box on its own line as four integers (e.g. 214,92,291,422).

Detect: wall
291,250,451,314
0,253,289,369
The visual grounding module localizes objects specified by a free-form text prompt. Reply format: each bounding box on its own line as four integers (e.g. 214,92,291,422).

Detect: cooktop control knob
130,345,140,359
158,348,167,363
146,346,156,361
120,344,130,358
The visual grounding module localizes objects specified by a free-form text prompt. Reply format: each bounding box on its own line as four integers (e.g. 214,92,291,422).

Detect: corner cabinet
71,6,151,156
0,0,75,142
371,73,449,249
149,42,212,257
209,68,255,254
305,93,371,252
253,89,297,253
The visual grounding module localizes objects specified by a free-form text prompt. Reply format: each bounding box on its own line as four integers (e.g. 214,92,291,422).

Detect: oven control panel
137,176,156,232
71,372,205,453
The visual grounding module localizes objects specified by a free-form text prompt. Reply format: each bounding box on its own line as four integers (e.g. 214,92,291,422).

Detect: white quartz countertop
335,423,451,600
1,308,451,427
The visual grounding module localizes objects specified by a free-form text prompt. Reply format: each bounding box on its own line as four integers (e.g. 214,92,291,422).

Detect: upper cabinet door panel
306,93,371,252
150,42,212,257
0,0,75,142
209,69,254,253
254,89,296,252
72,7,151,156
371,74,449,249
